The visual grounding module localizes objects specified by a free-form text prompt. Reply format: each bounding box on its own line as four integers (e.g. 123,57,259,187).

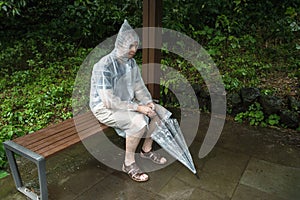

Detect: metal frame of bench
4,140,47,200
3,111,107,200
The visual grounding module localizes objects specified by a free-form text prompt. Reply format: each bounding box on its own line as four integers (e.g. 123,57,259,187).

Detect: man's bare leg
142,115,159,152
124,126,148,181
125,126,146,166
141,115,167,164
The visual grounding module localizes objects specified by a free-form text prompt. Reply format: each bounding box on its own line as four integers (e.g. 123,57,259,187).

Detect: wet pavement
1,111,299,200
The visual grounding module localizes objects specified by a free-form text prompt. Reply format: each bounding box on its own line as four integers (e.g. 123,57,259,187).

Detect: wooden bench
3,111,108,200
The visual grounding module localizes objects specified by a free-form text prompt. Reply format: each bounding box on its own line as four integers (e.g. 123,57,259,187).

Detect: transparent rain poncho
89,20,153,137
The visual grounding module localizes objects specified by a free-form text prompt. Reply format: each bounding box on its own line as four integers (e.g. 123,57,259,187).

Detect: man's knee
129,125,146,138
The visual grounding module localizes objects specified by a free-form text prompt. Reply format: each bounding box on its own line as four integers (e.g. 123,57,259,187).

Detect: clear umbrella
151,106,199,178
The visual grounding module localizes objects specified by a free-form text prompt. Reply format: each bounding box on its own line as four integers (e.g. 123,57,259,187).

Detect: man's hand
147,102,155,111
137,105,156,117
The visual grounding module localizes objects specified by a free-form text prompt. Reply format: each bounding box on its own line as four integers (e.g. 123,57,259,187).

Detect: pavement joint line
230,155,252,199
73,173,113,199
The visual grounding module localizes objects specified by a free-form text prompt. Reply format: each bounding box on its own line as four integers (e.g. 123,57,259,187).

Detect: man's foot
122,162,149,182
140,149,167,165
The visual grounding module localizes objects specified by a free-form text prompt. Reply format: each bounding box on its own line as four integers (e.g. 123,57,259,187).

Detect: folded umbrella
151,105,199,178
165,118,196,172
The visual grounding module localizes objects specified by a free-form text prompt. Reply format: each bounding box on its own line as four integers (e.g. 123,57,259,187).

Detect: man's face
128,42,138,58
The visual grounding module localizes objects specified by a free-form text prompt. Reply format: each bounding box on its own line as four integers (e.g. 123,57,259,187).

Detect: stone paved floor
1,112,299,200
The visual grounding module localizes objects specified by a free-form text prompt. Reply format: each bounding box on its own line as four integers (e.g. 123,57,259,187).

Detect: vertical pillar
142,0,162,100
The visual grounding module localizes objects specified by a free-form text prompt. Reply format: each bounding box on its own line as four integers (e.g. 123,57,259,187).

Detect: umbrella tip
195,172,200,180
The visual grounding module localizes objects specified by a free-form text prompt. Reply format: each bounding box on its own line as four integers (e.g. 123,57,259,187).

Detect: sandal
140,149,167,165
122,162,149,182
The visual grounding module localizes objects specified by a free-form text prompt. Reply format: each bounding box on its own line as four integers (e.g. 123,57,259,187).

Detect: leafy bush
0,38,78,73
235,102,265,126
0,0,26,16
234,102,282,127
266,114,281,126
0,47,89,170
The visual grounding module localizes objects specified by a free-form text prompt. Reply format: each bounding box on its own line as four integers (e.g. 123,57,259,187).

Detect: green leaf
0,170,9,179
2,5,7,12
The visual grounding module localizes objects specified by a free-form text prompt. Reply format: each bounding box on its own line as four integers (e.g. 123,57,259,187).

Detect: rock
228,92,242,106
280,110,300,129
192,83,202,96
195,87,211,111
259,95,283,115
288,96,300,112
227,92,245,115
240,87,260,107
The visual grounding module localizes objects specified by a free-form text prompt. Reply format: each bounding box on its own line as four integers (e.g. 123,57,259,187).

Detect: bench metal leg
3,141,48,200
5,146,23,188
37,158,47,200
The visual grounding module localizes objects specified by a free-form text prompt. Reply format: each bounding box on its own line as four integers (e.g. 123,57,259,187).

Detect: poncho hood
113,20,140,61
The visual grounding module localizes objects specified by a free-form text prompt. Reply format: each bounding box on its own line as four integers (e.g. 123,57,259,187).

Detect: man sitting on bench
89,20,168,182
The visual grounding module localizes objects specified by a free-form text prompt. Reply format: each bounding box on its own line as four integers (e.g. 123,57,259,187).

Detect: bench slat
13,112,96,145
25,118,100,151
38,124,106,157
12,111,109,158
15,120,75,147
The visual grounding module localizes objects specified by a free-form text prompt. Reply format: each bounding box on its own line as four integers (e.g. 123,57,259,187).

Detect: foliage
266,114,281,126
0,42,89,170
65,0,142,46
0,38,78,73
234,102,281,127
0,143,6,169
162,0,299,94
0,170,9,179
0,0,26,16
235,102,265,126
0,0,142,49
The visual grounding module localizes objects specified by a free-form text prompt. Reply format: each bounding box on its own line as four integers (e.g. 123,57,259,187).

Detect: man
90,20,167,182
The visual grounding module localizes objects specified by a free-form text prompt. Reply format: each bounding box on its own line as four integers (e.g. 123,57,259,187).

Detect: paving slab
175,146,249,199
240,158,300,200
1,191,25,200
0,174,23,199
159,177,222,200
74,173,165,200
48,158,112,200
200,147,250,181
217,120,300,168
137,161,184,193
231,184,286,200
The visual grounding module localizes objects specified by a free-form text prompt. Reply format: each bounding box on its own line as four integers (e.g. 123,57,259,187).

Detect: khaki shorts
92,103,148,138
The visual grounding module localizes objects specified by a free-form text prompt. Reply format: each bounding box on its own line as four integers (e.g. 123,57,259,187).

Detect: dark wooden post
142,0,162,100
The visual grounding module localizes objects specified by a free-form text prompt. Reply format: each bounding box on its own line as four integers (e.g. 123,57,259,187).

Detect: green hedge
0,40,90,171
